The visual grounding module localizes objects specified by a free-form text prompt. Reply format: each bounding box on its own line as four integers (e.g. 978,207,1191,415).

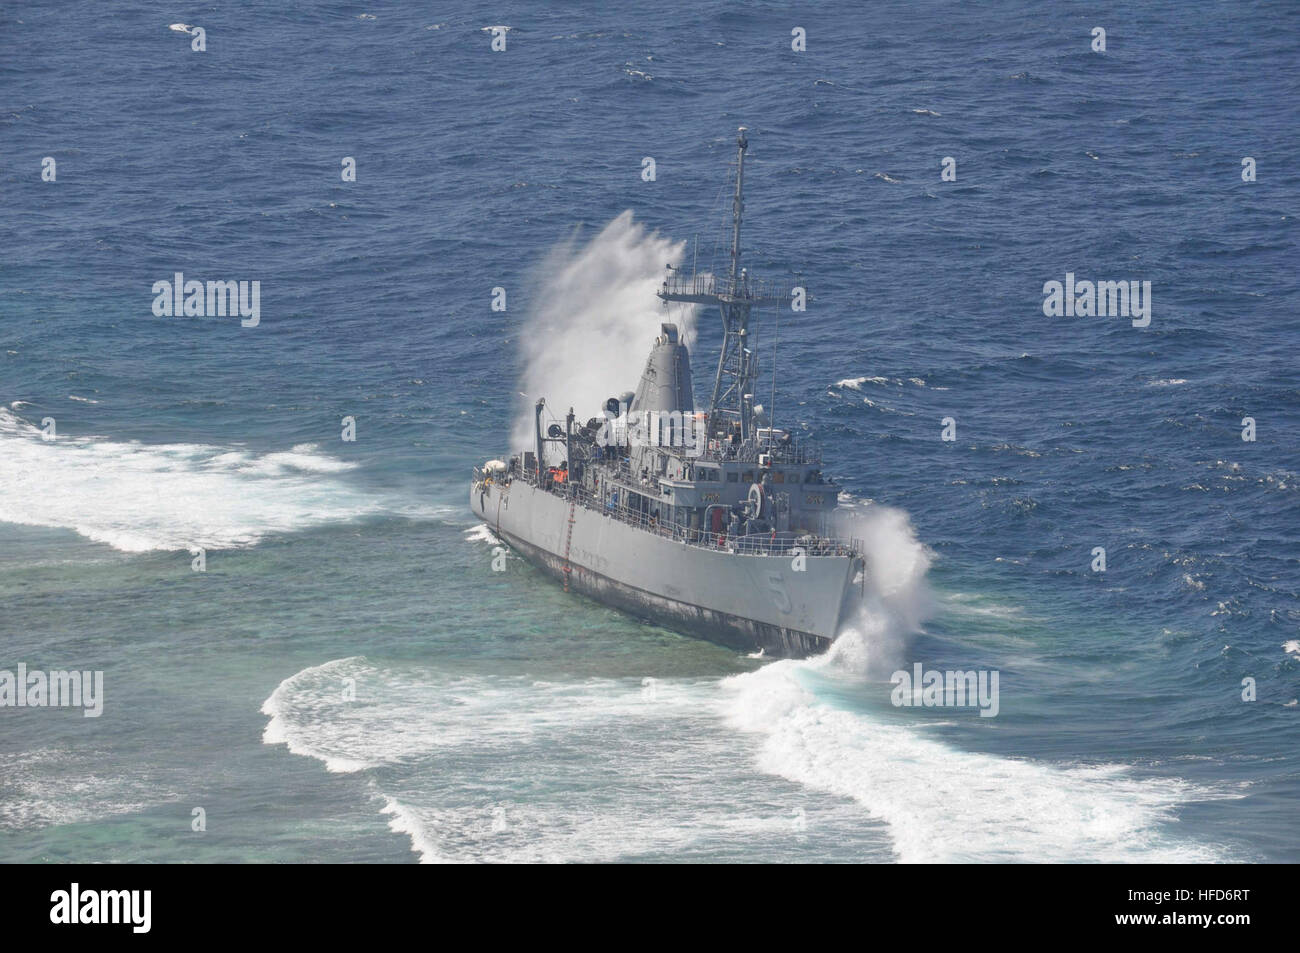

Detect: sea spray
820,501,936,677
510,211,698,452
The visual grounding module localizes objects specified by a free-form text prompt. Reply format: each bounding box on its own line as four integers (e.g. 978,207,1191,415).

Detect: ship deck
478,467,863,560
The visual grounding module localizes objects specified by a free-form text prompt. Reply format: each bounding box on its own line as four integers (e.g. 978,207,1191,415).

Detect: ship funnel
629,323,694,415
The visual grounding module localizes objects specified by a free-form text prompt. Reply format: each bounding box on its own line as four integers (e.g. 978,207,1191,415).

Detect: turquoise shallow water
1,1,1298,862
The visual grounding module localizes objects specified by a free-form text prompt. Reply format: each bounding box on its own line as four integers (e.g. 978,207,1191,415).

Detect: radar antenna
657,128,796,442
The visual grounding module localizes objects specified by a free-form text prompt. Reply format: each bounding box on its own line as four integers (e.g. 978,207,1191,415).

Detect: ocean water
2,1,1298,863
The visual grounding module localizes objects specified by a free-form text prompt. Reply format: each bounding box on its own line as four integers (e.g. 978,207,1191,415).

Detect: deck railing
657,272,793,304
488,468,862,558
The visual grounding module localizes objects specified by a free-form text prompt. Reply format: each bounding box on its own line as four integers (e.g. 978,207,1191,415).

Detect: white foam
262,658,709,775
379,794,457,864
718,505,1225,862
719,661,1225,862
464,523,501,544
942,591,1029,621
263,642,1228,862
261,660,790,863
0,408,379,552
835,375,898,391
260,506,1224,863
260,658,380,773
0,749,171,832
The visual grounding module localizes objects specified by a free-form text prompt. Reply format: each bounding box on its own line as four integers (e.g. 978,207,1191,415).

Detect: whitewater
0,405,410,553
260,495,1229,863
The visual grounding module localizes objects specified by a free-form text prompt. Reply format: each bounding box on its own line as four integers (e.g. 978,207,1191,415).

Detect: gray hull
472,480,859,657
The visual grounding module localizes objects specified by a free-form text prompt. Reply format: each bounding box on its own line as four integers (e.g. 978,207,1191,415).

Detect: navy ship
472,128,864,657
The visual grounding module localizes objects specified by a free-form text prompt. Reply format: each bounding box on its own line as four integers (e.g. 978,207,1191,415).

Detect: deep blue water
1,1,1297,862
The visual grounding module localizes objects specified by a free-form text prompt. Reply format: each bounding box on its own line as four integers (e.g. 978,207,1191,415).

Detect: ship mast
658,127,791,443
729,126,746,282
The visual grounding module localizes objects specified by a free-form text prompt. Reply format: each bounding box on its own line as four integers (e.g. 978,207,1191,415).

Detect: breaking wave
719,660,1226,862
262,506,1227,862
0,406,382,553
719,504,1229,862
